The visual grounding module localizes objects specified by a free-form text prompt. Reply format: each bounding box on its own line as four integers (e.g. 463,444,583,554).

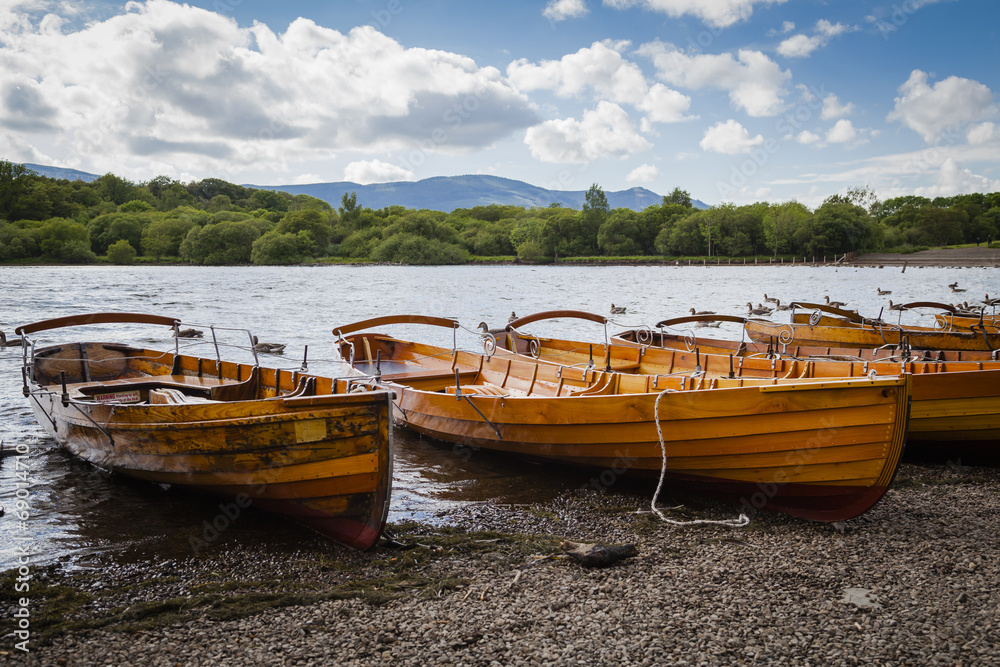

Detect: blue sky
1,0,998,207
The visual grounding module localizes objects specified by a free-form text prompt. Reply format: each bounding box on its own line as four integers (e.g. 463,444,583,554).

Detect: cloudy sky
1,0,998,206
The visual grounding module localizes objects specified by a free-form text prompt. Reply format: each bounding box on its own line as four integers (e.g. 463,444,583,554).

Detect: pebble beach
5,460,999,666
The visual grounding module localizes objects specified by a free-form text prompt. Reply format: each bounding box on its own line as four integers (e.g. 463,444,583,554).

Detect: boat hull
340,331,910,523
24,341,393,550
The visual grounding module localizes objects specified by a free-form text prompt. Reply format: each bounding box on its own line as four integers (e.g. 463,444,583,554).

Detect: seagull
610,303,626,315
888,300,904,311
824,296,847,308
252,336,285,354
747,302,772,316
763,294,778,303
877,287,892,295
173,328,203,338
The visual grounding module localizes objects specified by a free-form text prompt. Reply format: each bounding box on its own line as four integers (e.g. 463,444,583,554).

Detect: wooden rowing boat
333,315,910,523
15,312,394,550
502,310,1000,458
745,301,1000,351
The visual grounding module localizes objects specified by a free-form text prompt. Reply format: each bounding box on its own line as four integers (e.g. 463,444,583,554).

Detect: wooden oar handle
333,314,459,337
15,312,179,335
655,314,747,327
788,302,864,323
506,310,607,330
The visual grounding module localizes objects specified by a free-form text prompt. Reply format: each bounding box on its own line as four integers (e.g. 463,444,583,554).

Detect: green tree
763,201,811,256
142,216,195,260
664,187,693,208
39,218,96,262
251,232,304,265
0,161,33,220
597,210,641,255
107,238,137,264
580,184,609,254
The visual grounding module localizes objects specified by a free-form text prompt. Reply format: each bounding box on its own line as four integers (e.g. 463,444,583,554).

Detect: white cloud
914,158,1000,198
966,122,995,145
626,163,659,182
508,41,692,125
0,0,538,177
795,130,821,145
638,41,790,116
887,70,996,143
543,0,588,21
603,0,788,29
766,20,795,36
344,159,415,184
776,34,822,58
826,119,858,144
524,101,651,163
699,119,764,154
507,41,647,105
636,83,694,123
777,19,854,58
814,19,849,37
820,93,854,120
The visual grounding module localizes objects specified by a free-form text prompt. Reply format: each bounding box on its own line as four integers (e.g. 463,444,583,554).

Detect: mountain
24,163,101,183
251,174,709,212
19,164,709,211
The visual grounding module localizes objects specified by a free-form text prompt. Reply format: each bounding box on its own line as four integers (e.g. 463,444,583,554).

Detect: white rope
650,387,750,528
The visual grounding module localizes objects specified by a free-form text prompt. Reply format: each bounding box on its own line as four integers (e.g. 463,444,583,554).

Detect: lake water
0,263,992,569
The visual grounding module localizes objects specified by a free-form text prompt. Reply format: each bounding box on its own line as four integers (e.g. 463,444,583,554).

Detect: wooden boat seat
148,388,217,404
443,384,509,397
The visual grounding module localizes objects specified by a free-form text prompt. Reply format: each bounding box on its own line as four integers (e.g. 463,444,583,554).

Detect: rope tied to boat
649,387,750,528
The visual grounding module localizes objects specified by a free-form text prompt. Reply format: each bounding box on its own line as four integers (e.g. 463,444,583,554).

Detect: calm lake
0,263,991,569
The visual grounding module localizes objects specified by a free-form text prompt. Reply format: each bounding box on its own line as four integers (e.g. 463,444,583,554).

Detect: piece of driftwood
560,540,638,568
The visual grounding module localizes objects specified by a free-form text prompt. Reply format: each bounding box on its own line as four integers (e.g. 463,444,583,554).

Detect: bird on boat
763,294,778,304
951,285,967,293
478,322,506,336
688,308,716,316
888,300,904,311
824,296,847,308
507,311,518,324
983,295,1000,306
251,336,285,354
877,287,892,295
746,302,772,316
173,328,203,338
610,303,626,315
0,331,22,347
774,299,792,311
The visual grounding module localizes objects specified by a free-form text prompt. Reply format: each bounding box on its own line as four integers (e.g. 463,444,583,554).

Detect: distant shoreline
2,247,998,269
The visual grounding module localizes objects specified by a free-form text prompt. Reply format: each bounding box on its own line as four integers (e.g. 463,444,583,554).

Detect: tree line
1,160,998,266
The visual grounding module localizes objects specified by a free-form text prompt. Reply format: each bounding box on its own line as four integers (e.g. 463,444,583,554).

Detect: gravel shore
4,460,999,666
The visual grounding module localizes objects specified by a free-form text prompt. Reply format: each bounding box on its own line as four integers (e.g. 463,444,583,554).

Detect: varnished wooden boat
16,312,394,550
333,315,910,523
502,310,1000,457
745,301,1000,351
